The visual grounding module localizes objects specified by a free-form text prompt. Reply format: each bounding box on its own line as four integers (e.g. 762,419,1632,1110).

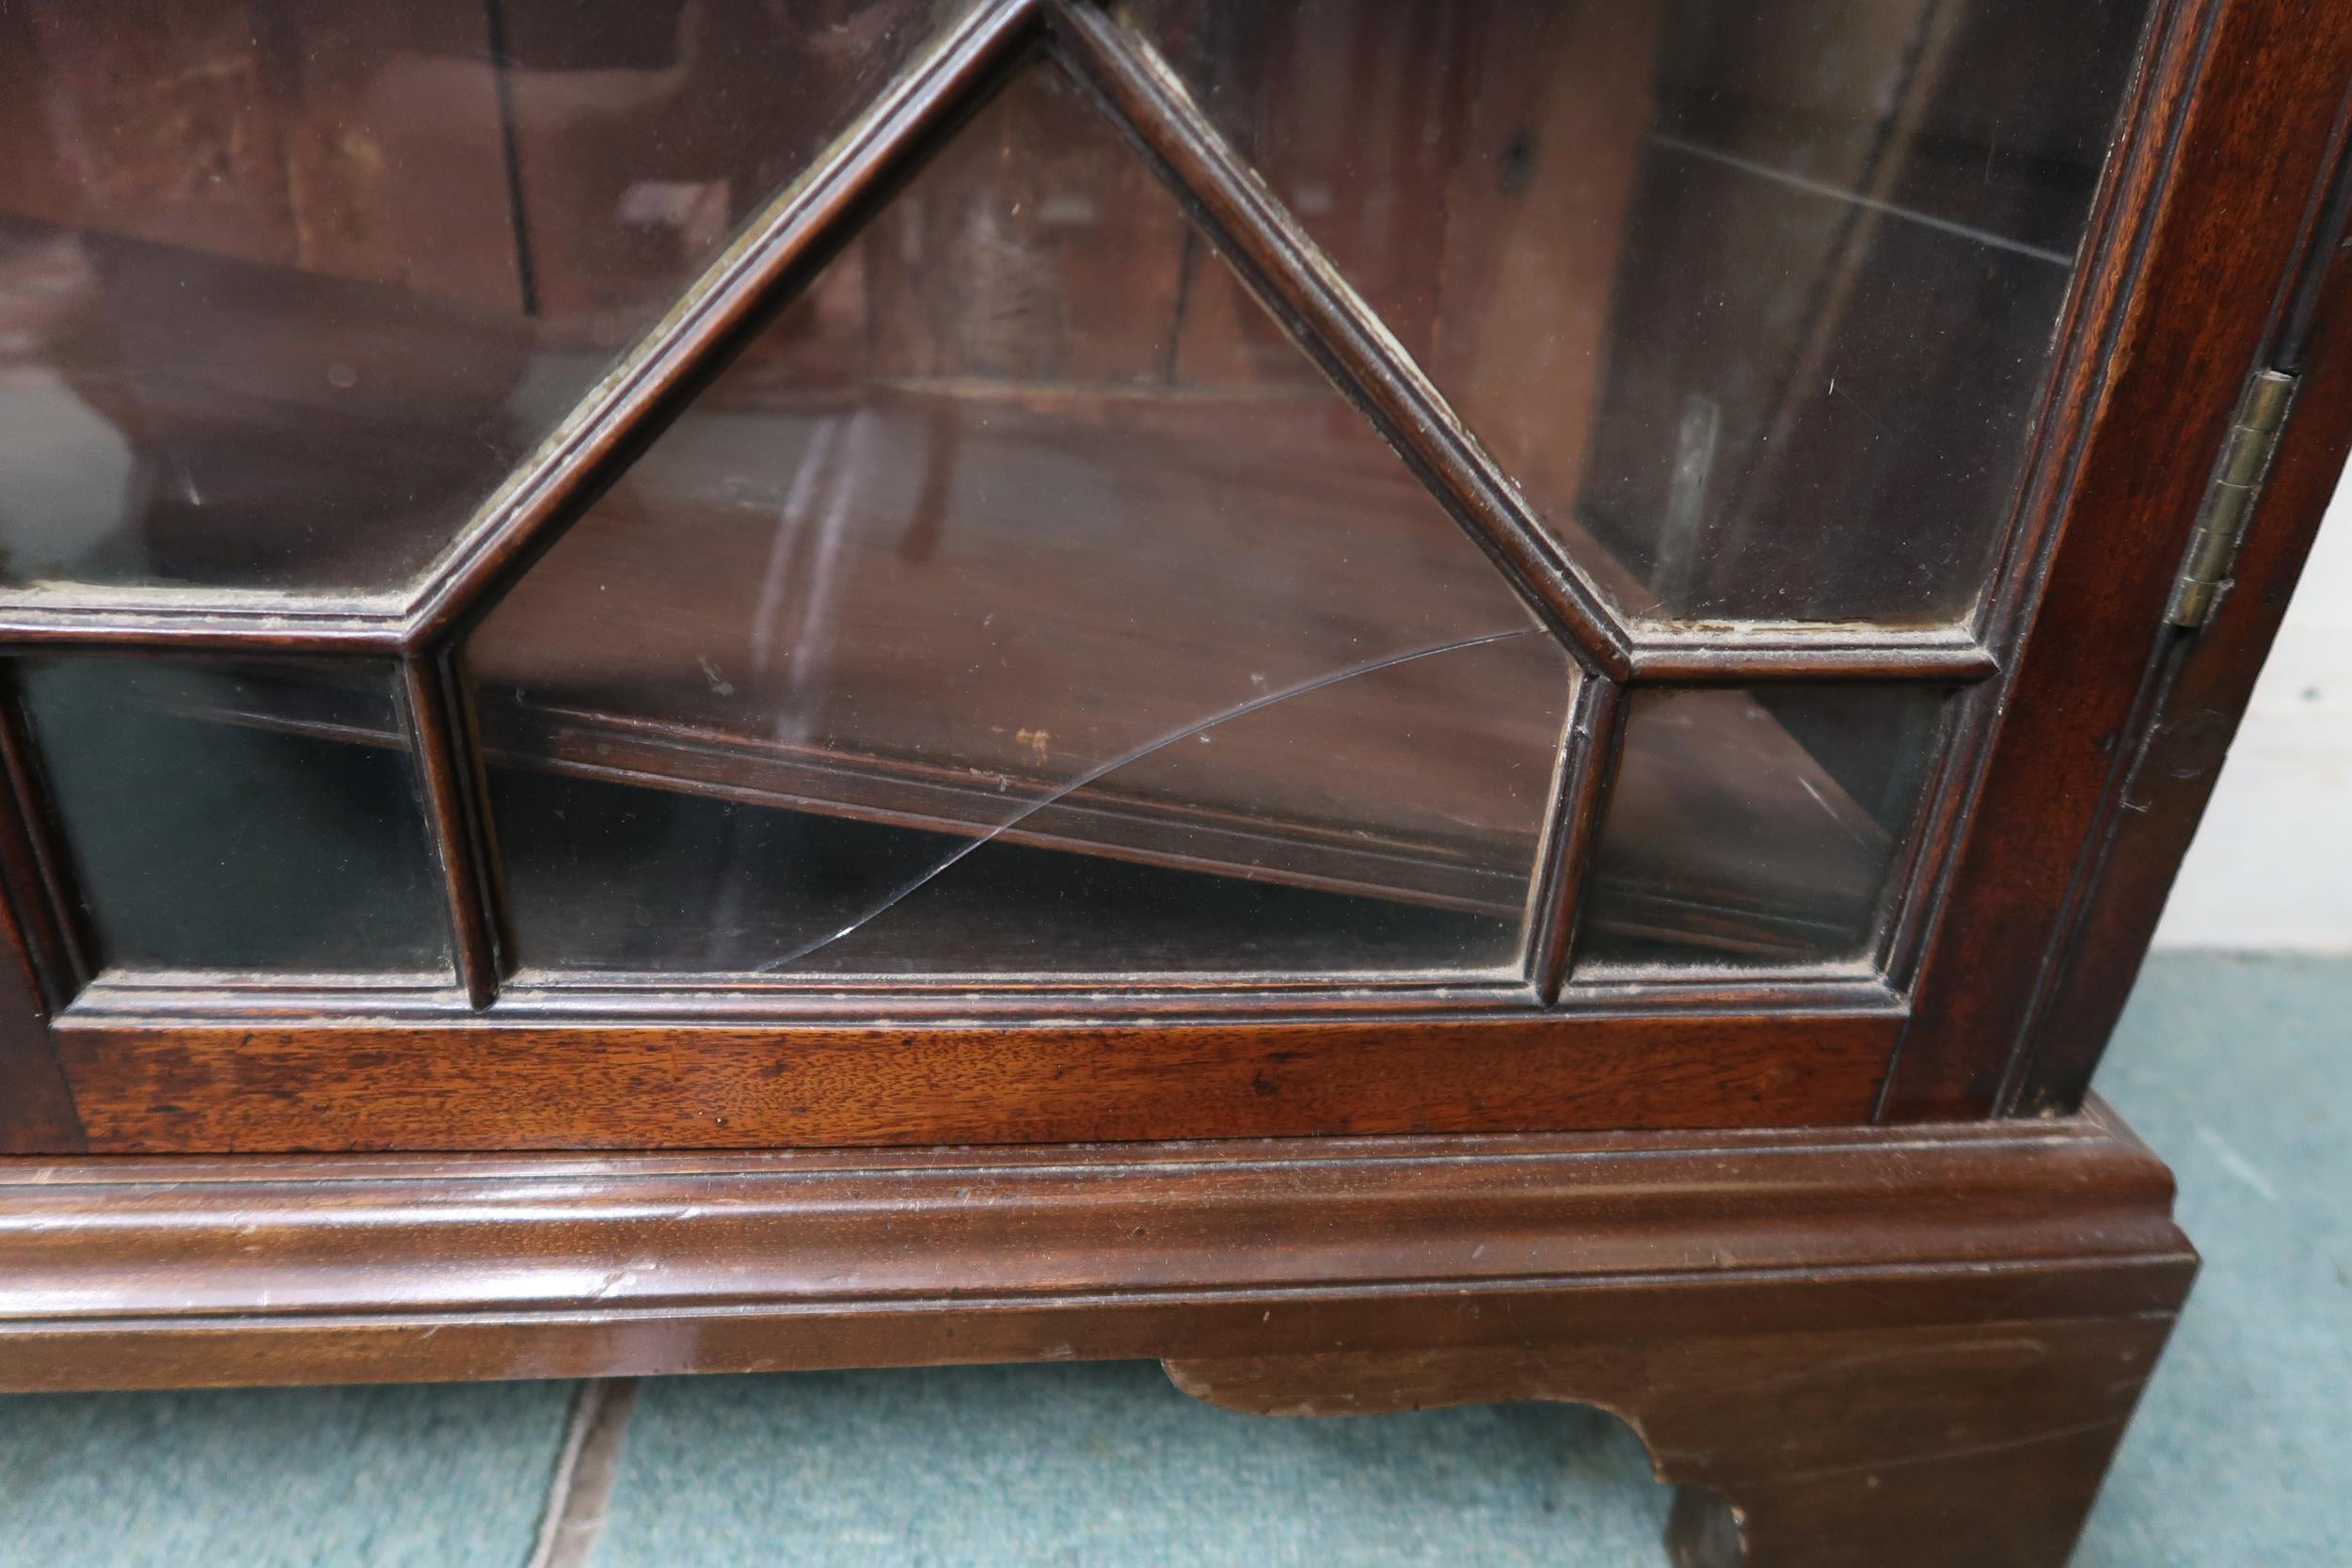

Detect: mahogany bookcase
0,1,2346,1562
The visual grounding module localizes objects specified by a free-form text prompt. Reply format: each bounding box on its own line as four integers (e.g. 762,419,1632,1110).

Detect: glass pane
11,657,452,976
1578,685,1945,970
1136,0,2155,626
469,58,1576,979
0,0,959,596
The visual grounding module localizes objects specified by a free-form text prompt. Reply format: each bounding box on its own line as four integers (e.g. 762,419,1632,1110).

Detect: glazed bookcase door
0,0,2342,1152
460,54,1580,984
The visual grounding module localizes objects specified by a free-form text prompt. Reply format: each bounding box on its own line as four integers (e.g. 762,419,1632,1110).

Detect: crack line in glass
1645,134,2076,268
753,626,1549,972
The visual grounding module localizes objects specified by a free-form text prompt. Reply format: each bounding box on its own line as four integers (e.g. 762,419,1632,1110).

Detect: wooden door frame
0,0,2344,1153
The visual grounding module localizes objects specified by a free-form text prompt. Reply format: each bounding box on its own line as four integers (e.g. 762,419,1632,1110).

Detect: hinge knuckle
2167,369,2297,628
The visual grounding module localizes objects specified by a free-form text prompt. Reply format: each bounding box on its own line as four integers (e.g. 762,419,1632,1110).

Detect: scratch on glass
755,626,1545,970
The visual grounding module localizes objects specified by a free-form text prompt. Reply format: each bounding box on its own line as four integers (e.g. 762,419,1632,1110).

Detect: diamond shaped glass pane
467,58,1577,980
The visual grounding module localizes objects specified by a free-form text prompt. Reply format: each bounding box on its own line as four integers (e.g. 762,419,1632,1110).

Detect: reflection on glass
0,0,960,595
469,59,1577,978
1136,0,2155,625
1578,685,1945,970
11,658,452,976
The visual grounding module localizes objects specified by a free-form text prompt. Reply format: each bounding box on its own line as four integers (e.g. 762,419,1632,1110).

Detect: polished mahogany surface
0,0,2340,1162
2,12,2346,1560
0,1101,2200,1568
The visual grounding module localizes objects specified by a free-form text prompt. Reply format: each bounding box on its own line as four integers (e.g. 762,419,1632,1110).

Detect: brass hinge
2166,368,2299,628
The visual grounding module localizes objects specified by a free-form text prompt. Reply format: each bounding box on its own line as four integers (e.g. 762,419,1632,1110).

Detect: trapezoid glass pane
9,657,453,978
467,57,1578,981
0,0,961,598
1134,0,2156,627
1576,684,1947,973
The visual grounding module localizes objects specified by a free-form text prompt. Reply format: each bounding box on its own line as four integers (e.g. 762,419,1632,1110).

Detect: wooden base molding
1170,1313,2177,1568
0,1101,2192,1566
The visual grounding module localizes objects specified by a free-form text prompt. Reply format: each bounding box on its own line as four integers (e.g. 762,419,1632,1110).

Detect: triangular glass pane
466,56,1576,980
0,0,961,597
1133,0,2154,626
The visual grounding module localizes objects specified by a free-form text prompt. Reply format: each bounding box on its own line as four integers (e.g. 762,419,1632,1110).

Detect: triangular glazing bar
1044,0,1638,680
404,0,1049,647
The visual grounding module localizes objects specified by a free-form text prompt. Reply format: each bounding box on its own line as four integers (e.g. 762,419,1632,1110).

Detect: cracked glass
1134,0,2157,626
0,0,961,598
466,57,1579,980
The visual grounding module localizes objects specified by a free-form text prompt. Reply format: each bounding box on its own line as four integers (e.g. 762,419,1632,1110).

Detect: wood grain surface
52,1003,1899,1152
0,1098,2195,1567
1887,0,2352,1119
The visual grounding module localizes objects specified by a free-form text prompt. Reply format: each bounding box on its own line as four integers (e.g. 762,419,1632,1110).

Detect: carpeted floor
0,952,2344,1566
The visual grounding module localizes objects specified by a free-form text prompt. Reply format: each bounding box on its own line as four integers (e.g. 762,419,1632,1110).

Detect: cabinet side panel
2010,128,2352,1112
1885,0,2352,1119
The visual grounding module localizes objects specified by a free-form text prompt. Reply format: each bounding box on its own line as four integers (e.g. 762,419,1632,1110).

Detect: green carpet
0,952,2343,1565
595,1363,1664,1568
2073,953,2352,1567
0,1381,574,1567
